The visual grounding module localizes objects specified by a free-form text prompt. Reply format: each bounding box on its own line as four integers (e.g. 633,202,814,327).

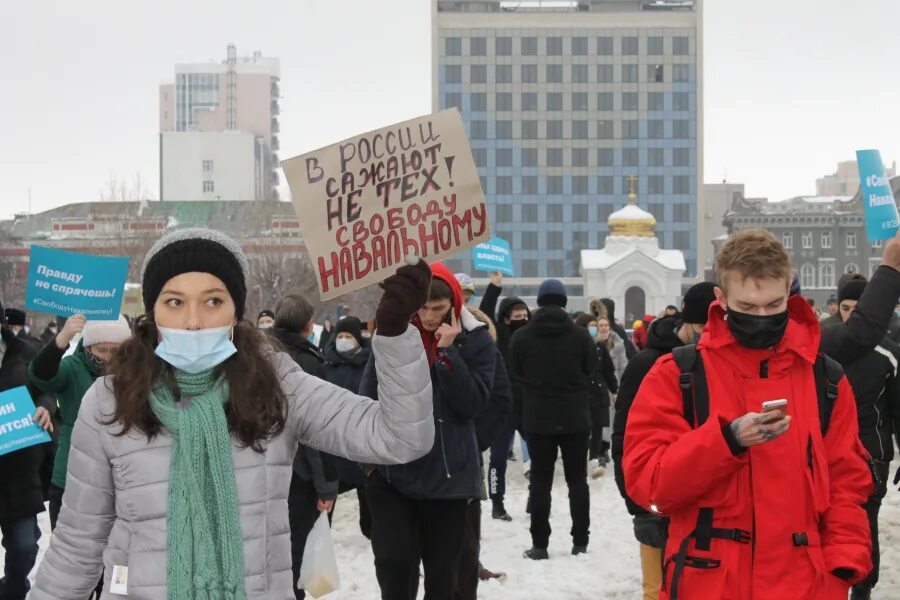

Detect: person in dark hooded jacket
487,294,532,521
323,316,374,538
821,273,900,600
611,282,717,600
510,279,598,559
268,294,339,600
0,302,55,600
361,263,495,600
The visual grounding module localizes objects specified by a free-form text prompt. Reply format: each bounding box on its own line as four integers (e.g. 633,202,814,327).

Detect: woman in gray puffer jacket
31,228,436,600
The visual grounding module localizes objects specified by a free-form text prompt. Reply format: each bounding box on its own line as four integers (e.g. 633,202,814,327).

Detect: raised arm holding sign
282,109,490,300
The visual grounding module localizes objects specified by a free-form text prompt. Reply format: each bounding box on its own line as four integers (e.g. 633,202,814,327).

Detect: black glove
832,568,855,582
633,514,667,549
375,259,432,337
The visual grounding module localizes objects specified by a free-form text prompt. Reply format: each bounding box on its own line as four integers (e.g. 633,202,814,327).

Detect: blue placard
26,246,129,319
857,149,899,242
0,387,51,457
471,237,514,276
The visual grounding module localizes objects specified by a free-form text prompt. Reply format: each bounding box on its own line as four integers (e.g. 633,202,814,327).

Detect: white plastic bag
297,512,341,598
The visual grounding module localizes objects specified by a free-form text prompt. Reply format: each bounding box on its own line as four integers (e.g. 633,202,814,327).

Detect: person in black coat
361,263,495,600
0,303,55,600
268,294,338,600
322,316,374,538
510,279,599,559
611,282,717,600
574,314,618,479
822,274,900,600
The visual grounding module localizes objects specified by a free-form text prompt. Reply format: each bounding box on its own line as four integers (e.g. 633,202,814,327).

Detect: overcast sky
1,0,898,220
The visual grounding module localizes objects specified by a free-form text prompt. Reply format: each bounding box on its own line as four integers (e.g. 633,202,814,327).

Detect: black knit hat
537,279,568,308
681,282,718,325
258,310,275,321
4,308,25,326
839,279,867,304
335,316,363,345
141,228,250,319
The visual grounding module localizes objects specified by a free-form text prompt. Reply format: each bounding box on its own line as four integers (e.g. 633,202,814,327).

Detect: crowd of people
0,225,896,599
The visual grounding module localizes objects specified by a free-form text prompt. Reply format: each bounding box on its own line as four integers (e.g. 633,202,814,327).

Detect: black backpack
662,344,844,600
671,344,843,435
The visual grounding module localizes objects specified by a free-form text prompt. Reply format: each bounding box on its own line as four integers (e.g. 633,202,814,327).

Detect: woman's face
598,319,611,336
154,272,236,330
88,342,120,363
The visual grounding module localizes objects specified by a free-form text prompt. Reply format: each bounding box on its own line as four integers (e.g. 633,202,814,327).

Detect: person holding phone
624,229,874,600
361,263,496,600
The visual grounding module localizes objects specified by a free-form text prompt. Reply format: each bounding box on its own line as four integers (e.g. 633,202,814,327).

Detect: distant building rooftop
436,0,695,13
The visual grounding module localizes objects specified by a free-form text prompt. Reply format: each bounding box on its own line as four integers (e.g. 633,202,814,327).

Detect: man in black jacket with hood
611,282,717,600
0,301,55,600
822,268,900,600
511,279,598,560
268,294,339,600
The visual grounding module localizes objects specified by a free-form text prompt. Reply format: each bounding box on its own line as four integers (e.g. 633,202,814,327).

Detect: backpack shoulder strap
813,353,843,437
672,344,710,428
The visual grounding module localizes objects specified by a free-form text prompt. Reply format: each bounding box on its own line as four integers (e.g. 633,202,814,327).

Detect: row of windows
468,119,694,140
449,91,692,112
493,201,693,223
480,173,694,195
473,147,693,168
445,63,692,85
782,231,856,251
445,35,691,57
797,261,877,290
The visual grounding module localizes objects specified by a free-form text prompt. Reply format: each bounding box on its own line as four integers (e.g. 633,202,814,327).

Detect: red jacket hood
410,261,463,366
699,294,821,367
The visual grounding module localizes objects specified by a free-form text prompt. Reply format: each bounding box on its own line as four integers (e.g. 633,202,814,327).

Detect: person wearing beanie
612,280,718,600
510,278,599,559
455,272,477,306
821,268,900,600
322,315,374,542
359,262,496,600
256,309,275,329
31,227,437,600
0,301,55,600
28,314,131,533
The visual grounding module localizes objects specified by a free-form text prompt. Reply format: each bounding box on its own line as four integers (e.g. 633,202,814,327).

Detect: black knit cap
4,308,25,326
141,228,250,319
681,282,718,325
335,316,364,345
838,279,867,304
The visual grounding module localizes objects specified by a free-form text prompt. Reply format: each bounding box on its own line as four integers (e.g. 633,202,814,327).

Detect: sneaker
523,460,531,479
523,547,549,561
589,458,605,479
492,504,513,522
597,451,611,467
572,545,588,556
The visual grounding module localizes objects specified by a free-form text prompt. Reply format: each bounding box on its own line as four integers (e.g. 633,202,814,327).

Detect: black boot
492,503,513,522
523,547,549,561
571,545,588,556
850,586,872,600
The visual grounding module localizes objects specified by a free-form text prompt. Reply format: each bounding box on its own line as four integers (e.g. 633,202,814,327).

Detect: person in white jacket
31,228,436,600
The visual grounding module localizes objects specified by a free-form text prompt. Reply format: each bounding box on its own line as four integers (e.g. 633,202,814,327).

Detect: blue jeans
0,516,40,600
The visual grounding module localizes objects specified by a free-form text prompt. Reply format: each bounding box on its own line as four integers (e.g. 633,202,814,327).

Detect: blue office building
433,0,704,282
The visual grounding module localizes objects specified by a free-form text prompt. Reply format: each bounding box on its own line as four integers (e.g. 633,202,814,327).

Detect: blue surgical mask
588,326,598,338
155,325,237,374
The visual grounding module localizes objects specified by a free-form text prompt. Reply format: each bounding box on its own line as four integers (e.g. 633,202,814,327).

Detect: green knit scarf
149,369,246,600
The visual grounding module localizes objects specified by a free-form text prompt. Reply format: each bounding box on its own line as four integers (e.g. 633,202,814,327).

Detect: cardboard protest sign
26,246,129,319
0,387,51,457
282,109,490,300
472,236,514,276
857,149,899,242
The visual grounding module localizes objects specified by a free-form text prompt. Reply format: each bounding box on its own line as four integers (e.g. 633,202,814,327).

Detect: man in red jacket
624,229,872,600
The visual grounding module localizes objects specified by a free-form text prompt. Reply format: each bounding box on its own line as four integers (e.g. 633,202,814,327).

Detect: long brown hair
105,317,287,452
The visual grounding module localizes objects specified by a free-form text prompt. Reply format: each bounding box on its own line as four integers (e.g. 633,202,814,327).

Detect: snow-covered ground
23,456,900,599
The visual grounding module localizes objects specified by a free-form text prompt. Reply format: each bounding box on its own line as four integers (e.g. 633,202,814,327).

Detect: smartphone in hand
760,399,788,422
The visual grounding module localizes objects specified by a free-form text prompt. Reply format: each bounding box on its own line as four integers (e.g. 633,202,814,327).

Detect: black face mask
508,319,528,333
726,309,789,349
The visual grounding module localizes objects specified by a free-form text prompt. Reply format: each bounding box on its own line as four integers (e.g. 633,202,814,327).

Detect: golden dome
608,177,656,237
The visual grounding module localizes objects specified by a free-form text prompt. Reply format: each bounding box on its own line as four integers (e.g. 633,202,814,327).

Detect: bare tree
0,228,26,308
99,172,155,204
